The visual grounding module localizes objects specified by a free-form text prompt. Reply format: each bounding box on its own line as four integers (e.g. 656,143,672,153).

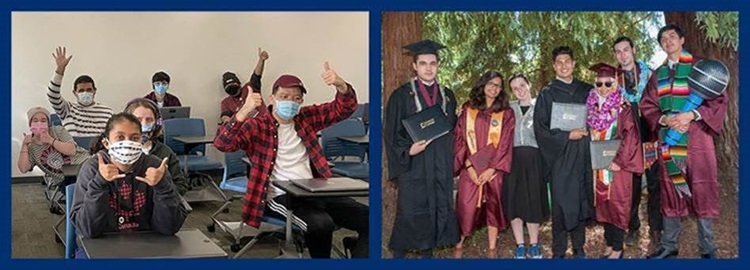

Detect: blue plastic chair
72,136,96,151
64,184,77,259
162,118,222,172
320,119,369,180
210,150,308,258
50,113,63,127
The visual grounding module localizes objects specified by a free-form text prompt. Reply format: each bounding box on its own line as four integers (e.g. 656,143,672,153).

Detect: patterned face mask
106,140,143,165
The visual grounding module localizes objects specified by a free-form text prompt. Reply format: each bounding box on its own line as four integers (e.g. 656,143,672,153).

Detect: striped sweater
47,72,114,137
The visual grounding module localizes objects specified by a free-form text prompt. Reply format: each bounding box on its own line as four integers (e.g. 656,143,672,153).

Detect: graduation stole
466,107,503,208
410,78,447,113
591,122,618,207
656,49,693,198
466,107,504,155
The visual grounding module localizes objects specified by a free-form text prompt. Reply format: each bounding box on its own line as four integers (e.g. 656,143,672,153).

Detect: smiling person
533,46,594,259
503,74,549,259
70,112,187,258
46,46,114,137
452,71,514,258
586,63,643,259
641,24,728,259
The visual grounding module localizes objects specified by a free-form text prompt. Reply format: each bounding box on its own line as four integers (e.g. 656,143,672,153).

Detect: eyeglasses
595,81,614,88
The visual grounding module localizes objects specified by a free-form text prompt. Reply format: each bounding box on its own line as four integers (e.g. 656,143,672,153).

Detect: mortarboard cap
402,39,446,56
589,62,617,78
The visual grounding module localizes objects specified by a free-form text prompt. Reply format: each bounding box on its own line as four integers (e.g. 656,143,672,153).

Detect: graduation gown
384,80,460,250
453,103,515,236
533,79,594,231
640,58,728,219
591,103,644,231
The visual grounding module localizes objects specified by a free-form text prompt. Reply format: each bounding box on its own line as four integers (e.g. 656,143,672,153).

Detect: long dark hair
468,70,509,112
89,113,142,155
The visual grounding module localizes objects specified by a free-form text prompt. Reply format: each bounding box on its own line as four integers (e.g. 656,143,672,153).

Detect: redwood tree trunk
663,12,739,182
381,12,422,256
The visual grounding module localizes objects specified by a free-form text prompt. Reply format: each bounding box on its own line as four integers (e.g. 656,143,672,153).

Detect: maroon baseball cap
273,74,307,94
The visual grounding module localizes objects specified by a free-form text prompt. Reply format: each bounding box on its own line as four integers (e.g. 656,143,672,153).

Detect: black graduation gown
533,78,594,231
384,80,460,250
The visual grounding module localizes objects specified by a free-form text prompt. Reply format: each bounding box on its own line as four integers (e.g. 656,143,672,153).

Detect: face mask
154,84,169,96
225,84,240,97
141,123,154,143
275,100,301,120
106,140,143,165
77,92,95,106
30,122,48,135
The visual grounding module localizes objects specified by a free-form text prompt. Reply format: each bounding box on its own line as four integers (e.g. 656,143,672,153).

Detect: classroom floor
11,180,364,259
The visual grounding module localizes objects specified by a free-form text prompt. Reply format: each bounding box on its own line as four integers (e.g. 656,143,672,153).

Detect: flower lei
587,88,623,131
621,61,652,103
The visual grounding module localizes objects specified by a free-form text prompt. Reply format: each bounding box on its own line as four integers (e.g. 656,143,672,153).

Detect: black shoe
647,248,678,259
701,252,717,259
573,249,586,259
552,254,565,259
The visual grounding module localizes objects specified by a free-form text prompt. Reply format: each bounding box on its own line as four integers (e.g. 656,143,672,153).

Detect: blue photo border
2,0,744,269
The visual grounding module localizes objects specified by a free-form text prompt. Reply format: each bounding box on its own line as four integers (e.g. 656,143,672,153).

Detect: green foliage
695,12,739,50
423,12,660,105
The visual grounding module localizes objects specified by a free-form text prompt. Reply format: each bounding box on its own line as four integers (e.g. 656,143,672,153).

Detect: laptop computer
290,177,369,193
159,106,191,120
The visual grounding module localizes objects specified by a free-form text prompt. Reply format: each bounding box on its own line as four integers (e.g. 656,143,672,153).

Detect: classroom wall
11,12,369,177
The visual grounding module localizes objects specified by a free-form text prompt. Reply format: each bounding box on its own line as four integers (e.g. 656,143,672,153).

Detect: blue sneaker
514,245,526,259
529,244,542,259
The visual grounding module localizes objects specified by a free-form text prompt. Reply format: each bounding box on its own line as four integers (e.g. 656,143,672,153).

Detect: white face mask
106,140,143,165
78,92,95,106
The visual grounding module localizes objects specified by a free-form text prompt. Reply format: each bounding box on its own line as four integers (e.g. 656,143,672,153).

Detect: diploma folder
590,139,622,170
402,105,451,143
551,102,587,131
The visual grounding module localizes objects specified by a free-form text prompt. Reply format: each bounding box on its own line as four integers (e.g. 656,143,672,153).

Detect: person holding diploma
384,39,459,258
533,46,594,259
586,63,643,259
452,70,515,258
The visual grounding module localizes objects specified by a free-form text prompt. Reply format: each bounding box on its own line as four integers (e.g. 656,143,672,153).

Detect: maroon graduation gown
593,105,644,231
453,103,515,236
640,58,728,218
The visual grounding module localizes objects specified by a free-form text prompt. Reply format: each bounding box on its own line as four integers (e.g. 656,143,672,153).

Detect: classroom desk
78,228,227,259
241,157,335,168
270,179,368,258
172,135,217,175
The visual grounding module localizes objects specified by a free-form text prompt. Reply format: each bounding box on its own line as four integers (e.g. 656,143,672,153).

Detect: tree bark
381,12,422,255
663,12,739,181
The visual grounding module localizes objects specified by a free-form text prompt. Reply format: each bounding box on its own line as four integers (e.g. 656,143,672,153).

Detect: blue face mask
275,100,301,120
140,122,154,143
77,92,95,106
154,83,168,96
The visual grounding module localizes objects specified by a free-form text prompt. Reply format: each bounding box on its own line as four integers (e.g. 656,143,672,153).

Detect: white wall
11,12,369,177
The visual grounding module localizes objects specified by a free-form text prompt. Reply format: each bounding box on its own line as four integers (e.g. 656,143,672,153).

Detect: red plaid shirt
214,85,358,227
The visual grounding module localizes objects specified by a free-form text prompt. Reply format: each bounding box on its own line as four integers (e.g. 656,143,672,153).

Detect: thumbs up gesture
136,157,169,187
321,62,348,94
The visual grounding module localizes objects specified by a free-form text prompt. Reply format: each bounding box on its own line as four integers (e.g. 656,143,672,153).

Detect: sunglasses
595,81,614,88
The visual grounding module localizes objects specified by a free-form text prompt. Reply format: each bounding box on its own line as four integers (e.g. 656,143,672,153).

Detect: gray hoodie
70,150,187,238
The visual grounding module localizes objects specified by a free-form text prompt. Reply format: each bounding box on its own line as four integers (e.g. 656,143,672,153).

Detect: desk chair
50,113,62,127
208,150,287,256
321,119,369,180
209,151,355,258
162,118,223,172
72,136,96,152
